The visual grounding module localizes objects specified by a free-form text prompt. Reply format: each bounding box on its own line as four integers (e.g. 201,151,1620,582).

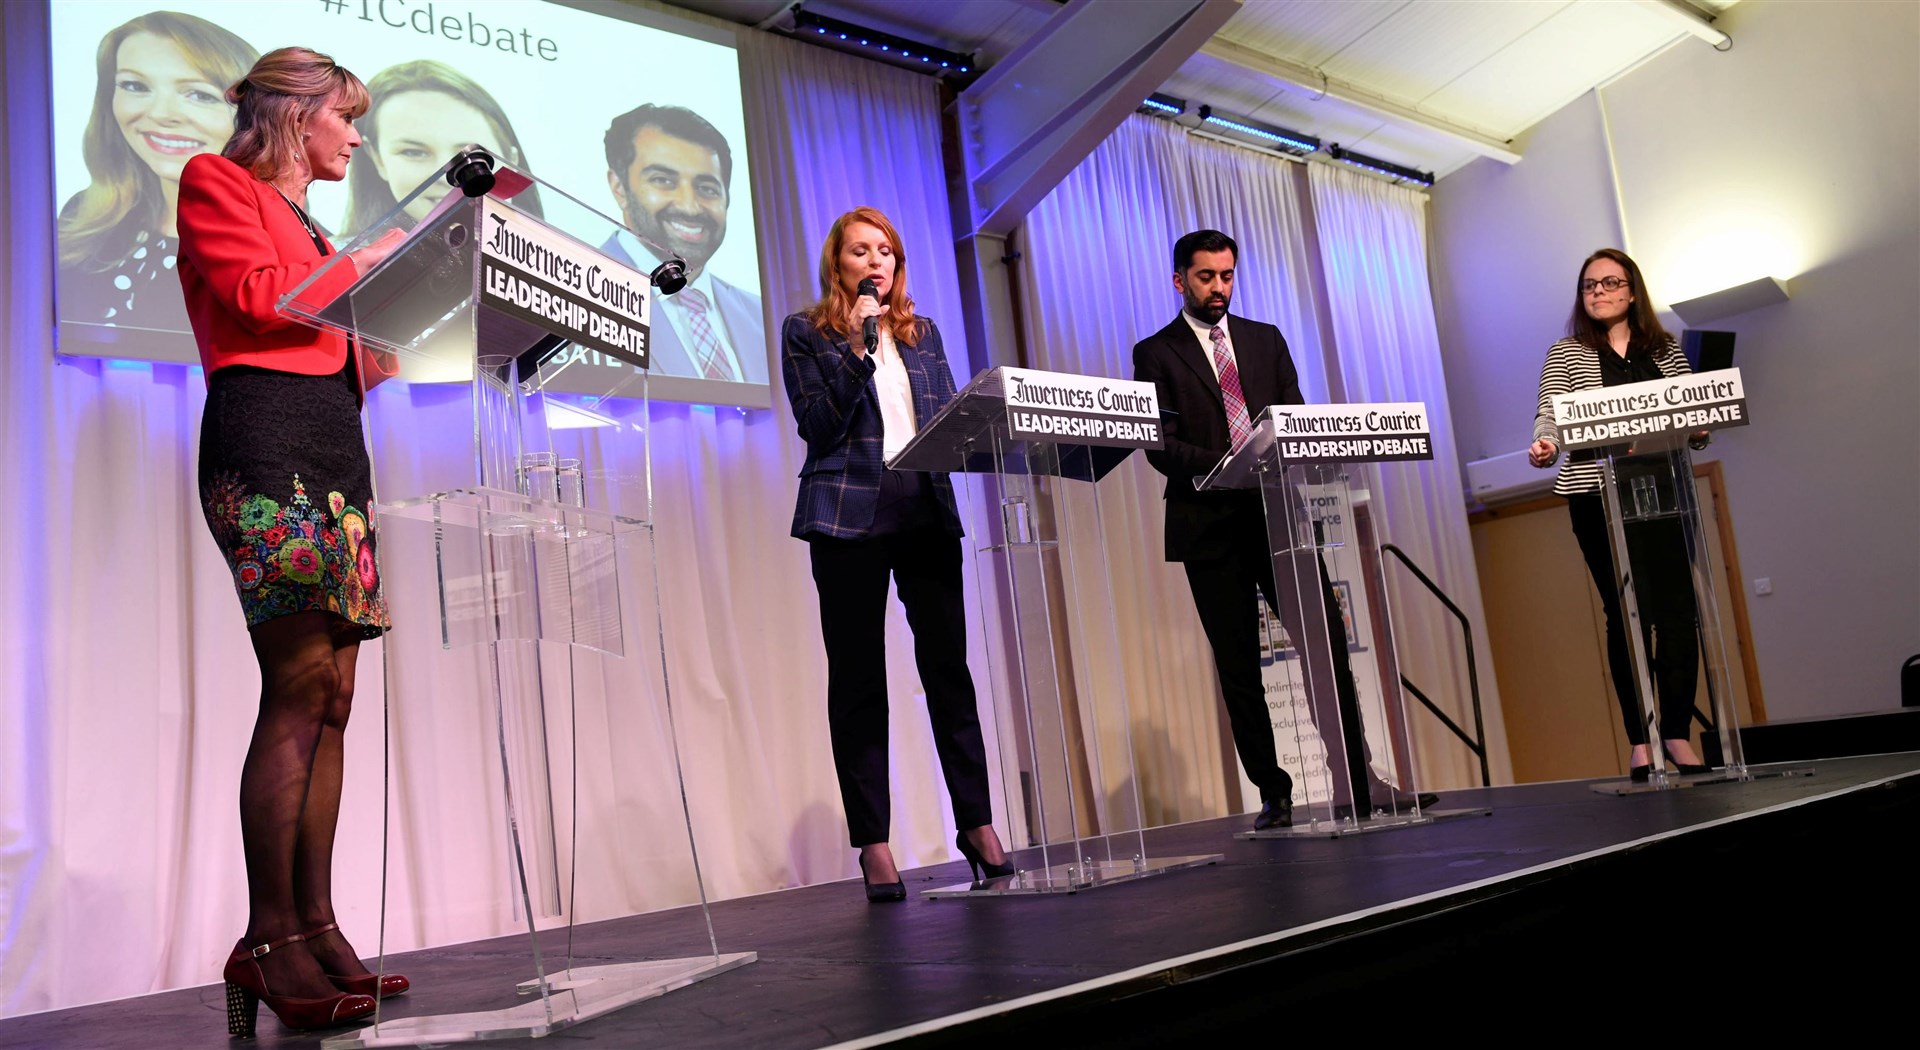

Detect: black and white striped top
1533,336,1692,496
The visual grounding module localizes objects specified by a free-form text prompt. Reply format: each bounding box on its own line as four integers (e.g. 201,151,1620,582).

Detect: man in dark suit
601,103,767,385
1132,229,1431,830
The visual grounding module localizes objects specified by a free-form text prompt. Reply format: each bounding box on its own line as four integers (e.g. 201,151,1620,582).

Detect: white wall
1430,0,1920,720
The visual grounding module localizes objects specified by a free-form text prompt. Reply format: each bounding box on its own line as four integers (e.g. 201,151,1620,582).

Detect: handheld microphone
857,277,880,354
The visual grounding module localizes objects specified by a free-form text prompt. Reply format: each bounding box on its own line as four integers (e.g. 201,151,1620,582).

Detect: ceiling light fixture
1198,105,1319,156
792,9,973,75
1327,144,1434,187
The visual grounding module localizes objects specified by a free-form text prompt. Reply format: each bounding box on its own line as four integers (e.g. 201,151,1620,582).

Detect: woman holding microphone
780,207,1013,901
176,46,410,1034
1529,248,1711,782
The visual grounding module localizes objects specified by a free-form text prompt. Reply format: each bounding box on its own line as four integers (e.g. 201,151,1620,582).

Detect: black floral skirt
197,364,390,637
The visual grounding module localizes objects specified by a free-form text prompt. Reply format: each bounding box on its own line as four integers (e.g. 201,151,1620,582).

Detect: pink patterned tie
676,286,737,382
1212,325,1253,449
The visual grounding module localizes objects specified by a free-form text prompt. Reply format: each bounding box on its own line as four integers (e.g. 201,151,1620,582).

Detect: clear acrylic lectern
1548,367,1809,795
1586,435,1810,794
891,366,1221,896
1196,405,1436,837
278,156,752,1046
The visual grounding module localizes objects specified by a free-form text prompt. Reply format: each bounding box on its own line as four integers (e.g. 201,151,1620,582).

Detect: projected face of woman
112,32,233,185
370,90,508,221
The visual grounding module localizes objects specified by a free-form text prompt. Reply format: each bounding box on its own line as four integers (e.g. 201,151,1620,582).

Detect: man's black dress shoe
1252,797,1293,830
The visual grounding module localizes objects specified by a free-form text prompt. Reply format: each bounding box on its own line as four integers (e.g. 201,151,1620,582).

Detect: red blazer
176,153,368,384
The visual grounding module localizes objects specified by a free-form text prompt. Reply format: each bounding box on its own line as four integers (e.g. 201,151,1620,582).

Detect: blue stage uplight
1203,113,1317,153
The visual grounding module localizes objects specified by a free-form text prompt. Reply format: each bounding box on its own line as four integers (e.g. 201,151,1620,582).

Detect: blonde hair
58,12,256,268
806,206,921,347
222,47,370,182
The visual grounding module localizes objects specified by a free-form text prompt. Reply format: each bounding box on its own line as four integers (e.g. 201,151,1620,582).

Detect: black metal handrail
1380,543,1491,787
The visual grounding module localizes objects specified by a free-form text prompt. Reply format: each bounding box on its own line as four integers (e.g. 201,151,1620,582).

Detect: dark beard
1185,290,1229,326
623,200,721,273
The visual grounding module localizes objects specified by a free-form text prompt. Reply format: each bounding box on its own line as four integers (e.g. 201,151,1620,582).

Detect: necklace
271,184,319,240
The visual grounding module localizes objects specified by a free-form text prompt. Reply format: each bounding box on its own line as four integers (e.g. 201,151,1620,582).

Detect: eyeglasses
1580,276,1629,295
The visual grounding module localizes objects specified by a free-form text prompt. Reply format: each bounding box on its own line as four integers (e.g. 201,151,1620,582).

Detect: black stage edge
1740,708,1920,763
7,754,1918,1049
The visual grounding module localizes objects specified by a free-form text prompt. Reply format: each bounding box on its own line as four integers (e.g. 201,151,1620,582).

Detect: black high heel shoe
858,852,907,903
954,831,1016,883
1662,743,1711,776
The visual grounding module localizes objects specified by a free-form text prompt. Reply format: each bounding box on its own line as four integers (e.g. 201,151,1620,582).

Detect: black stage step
1739,707,1920,763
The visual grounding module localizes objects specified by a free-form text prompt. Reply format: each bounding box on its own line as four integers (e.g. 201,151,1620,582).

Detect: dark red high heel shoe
222,933,377,1036
304,922,410,999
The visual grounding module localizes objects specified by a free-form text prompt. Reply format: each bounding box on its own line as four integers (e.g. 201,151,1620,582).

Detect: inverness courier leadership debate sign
1001,368,1163,448
479,197,652,368
1266,402,1433,463
1553,369,1750,450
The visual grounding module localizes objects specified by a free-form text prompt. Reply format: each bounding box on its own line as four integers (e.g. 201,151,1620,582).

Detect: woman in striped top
1529,248,1711,781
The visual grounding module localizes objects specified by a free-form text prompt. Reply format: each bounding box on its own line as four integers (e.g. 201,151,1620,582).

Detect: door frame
1468,460,1767,722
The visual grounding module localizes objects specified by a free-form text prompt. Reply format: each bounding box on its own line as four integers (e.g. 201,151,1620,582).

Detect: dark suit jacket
780,313,963,540
599,232,768,383
1132,312,1304,562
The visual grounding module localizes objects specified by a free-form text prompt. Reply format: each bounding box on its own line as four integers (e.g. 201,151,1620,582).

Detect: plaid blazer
781,312,964,540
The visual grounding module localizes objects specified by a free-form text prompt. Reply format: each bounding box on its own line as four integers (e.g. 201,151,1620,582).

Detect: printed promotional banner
49,0,771,405
1554,369,1749,450
479,196,650,368
1001,367,1164,449
1265,402,1433,464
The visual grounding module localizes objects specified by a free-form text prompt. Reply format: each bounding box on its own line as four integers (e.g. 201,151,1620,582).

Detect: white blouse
873,326,917,461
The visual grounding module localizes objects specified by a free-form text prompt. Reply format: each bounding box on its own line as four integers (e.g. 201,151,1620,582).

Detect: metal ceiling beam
954,0,1240,236
1198,36,1524,166
1634,0,1731,49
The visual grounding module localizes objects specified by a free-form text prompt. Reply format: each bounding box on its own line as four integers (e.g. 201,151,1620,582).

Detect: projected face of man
609,124,728,279
112,32,233,186
371,91,508,222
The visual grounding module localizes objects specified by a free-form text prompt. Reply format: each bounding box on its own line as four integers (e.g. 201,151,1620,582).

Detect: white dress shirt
1182,309,1237,382
618,230,744,381
872,326,917,461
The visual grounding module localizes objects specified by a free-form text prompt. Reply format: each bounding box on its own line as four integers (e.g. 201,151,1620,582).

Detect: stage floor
8,753,1918,1049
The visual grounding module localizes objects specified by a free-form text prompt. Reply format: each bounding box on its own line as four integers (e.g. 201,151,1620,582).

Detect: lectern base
1231,806,1418,841
320,952,756,1048
922,854,1221,898
1590,765,1815,797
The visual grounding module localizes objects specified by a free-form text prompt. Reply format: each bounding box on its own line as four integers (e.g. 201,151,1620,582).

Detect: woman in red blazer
175,46,408,1037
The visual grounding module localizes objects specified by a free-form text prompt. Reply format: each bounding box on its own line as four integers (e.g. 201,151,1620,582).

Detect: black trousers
1182,508,1371,808
1567,492,1700,745
805,472,993,847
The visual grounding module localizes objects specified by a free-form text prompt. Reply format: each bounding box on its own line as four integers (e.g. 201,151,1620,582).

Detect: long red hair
806,206,922,347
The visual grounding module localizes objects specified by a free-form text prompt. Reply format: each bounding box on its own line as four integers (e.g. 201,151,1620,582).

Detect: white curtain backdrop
1014,116,1329,823
1306,163,1512,790
1013,116,1509,819
0,1,995,1014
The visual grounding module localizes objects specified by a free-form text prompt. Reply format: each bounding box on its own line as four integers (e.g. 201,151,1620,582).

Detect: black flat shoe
858,853,906,903
1630,763,1652,782
954,832,1016,883
1252,797,1293,830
